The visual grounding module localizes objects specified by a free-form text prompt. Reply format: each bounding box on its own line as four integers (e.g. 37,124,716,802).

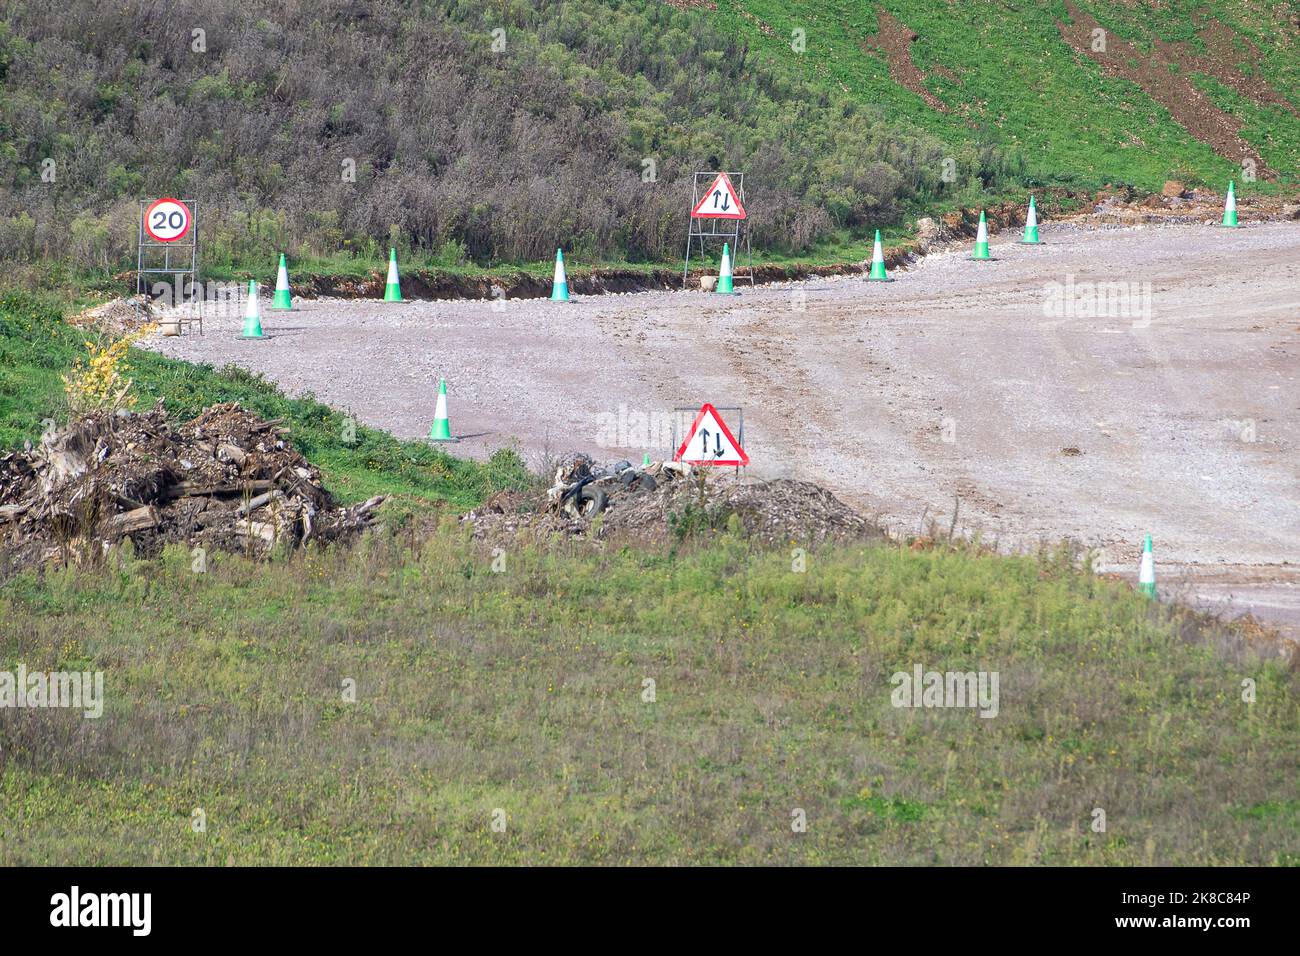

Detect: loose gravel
144,220,1300,638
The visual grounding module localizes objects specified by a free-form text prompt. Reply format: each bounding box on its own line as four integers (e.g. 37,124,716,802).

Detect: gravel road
147,220,1300,638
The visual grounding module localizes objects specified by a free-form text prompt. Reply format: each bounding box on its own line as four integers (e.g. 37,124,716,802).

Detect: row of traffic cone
246,238,756,308
241,180,1237,323
866,203,1028,281
244,246,410,328
866,183,1238,280
240,244,569,339
350,247,571,303
869,199,1037,280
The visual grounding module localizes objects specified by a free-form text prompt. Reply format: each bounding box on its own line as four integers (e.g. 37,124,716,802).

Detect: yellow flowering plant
61,324,157,414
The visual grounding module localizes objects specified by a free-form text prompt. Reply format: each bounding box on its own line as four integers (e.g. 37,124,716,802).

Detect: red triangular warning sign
675,403,749,466
691,173,747,220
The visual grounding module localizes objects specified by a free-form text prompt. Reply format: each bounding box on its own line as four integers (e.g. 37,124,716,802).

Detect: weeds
61,324,155,414
0,531,1294,865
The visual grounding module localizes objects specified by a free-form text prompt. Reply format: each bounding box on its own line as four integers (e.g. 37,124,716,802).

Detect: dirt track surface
146,221,1300,637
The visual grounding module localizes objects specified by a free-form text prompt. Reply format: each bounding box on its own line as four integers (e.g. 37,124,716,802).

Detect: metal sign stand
682,172,753,290
136,199,202,334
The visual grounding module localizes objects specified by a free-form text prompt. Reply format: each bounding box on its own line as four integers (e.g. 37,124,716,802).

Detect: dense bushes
0,0,1016,269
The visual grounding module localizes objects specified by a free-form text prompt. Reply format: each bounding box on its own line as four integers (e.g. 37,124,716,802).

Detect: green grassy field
1,532,1295,865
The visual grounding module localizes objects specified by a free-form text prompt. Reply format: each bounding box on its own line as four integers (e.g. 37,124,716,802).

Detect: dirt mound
464,468,879,549
0,402,382,570
68,295,156,334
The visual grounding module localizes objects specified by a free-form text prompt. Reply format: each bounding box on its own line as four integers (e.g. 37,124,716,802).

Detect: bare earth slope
146,221,1300,635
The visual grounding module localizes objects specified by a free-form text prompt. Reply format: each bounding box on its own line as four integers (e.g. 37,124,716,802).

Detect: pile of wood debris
0,401,383,569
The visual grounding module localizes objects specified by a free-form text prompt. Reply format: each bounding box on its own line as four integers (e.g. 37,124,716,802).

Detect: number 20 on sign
144,198,193,242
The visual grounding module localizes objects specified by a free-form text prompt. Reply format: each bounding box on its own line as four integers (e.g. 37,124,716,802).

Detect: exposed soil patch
862,11,949,112
290,259,915,302
1155,16,1299,117
1057,2,1273,176
735,7,776,38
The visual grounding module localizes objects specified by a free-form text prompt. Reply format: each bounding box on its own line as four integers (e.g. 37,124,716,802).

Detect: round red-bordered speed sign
144,198,193,242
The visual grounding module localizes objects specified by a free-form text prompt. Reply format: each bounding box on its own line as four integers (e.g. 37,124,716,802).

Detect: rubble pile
464,455,878,548
604,476,877,546
68,295,156,334
0,401,383,568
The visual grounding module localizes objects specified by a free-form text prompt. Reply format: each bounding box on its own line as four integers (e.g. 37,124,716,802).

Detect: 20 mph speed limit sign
144,198,193,242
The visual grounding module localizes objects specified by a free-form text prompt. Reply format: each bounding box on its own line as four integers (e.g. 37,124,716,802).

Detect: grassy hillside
0,0,992,275
4,1,1295,284
1,532,1296,865
716,0,1300,191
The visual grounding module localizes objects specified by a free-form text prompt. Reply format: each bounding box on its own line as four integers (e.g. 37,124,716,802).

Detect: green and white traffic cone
1138,534,1156,598
550,248,570,302
271,254,293,310
430,378,453,441
715,242,738,295
1021,196,1042,244
867,229,893,281
1221,181,1238,228
383,248,403,302
971,210,992,260
241,280,265,338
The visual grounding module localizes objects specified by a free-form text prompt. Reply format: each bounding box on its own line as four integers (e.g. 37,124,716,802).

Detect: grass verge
0,533,1295,865
0,288,530,507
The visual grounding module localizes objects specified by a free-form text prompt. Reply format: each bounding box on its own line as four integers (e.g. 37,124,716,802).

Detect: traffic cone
642,452,651,467
1021,196,1042,244
971,211,992,260
867,230,893,281
715,242,738,295
1221,181,1238,227
241,280,264,338
1138,534,1156,597
550,248,570,302
271,254,293,309
429,378,453,441
383,248,403,302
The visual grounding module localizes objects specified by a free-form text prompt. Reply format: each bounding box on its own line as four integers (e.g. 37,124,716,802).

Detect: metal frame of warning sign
136,198,202,334
670,405,746,474
682,172,753,290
